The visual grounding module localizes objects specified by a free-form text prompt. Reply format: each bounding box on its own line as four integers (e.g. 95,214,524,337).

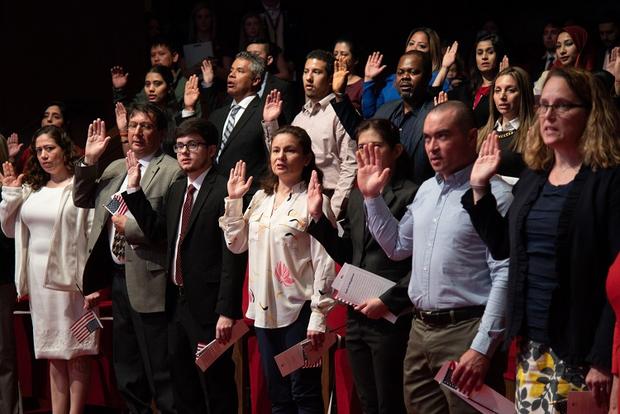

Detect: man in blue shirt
358,101,512,413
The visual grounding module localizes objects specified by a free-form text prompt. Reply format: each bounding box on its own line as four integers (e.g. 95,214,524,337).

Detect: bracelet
470,184,489,190
334,91,344,98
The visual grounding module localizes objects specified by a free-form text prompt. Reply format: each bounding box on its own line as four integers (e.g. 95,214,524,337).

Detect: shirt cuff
470,328,503,357
126,186,141,194
224,197,244,217
181,109,195,118
364,194,385,215
308,311,327,333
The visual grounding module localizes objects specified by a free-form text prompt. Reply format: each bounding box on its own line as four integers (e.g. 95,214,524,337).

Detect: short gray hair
235,51,265,82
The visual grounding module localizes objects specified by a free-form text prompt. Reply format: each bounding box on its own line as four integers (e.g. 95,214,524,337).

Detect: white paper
434,361,514,414
332,263,398,323
274,332,337,377
195,321,249,372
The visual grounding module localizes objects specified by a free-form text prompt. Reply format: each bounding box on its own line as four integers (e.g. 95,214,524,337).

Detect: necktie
174,185,196,286
546,55,555,70
216,105,241,163
112,230,125,260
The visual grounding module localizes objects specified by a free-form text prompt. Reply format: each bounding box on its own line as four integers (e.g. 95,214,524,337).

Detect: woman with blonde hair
477,66,535,177
463,67,620,411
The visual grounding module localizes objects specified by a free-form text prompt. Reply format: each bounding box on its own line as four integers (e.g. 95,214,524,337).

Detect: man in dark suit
209,51,268,198
121,118,246,414
246,38,299,123
74,103,182,414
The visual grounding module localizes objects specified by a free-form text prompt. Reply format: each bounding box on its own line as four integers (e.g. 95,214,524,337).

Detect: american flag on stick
70,310,103,343
105,193,128,216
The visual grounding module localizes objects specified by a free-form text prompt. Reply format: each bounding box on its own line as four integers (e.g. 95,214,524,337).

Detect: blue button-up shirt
365,165,513,355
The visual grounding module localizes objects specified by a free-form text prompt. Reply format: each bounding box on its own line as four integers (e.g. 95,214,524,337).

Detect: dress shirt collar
434,163,474,187
187,167,210,192
494,117,520,132
302,93,335,115
233,94,256,109
138,152,155,166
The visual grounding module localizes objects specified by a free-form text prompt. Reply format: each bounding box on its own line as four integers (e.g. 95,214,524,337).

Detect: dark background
1,0,618,146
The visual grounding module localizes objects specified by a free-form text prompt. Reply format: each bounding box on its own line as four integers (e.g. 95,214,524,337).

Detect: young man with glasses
121,117,246,414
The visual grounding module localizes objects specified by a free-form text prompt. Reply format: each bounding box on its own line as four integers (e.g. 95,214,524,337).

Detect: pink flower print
275,262,294,286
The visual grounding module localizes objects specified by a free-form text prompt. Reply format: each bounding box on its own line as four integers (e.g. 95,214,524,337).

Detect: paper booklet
331,263,398,323
274,331,338,377
434,361,514,414
195,321,249,372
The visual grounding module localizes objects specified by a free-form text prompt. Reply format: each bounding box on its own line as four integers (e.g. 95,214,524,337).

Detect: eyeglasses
537,102,587,116
128,122,155,131
173,142,207,153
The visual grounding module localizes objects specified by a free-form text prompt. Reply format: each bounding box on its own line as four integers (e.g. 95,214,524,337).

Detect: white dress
21,186,98,359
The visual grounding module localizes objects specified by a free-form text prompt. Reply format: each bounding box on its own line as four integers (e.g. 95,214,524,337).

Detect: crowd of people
2,3,620,414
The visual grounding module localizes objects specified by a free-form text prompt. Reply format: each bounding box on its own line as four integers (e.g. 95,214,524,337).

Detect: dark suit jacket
308,177,418,314
210,95,268,196
123,169,246,325
73,152,183,313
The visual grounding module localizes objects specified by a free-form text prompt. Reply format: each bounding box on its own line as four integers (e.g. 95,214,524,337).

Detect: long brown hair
261,125,322,195
23,126,76,191
524,67,620,171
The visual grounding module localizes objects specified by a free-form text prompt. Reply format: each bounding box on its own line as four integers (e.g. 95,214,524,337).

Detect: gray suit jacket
73,152,182,313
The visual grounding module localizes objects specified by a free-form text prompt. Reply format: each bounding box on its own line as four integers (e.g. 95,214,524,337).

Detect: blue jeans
254,302,324,414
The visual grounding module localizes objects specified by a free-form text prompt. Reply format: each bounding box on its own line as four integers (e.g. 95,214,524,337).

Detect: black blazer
123,169,246,325
308,177,418,314
209,95,268,196
461,166,620,368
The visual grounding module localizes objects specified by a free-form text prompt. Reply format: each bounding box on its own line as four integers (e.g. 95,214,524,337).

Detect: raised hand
227,160,253,199
499,55,510,72
84,119,111,165
115,102,128,133
184,74,200,112
471,133,501,188
201,58,215,87
7,133,23,159
364,52,387,81
263,89,283,122
433,91,448,106
0,161,24,187
125,150,141,189
333,56,350,96
356,144,391,199
110,66,129,89
441,41,459,70
307,170,323,220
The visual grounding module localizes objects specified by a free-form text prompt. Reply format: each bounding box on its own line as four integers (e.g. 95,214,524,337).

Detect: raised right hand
307,170,323,220
115,102,128,133
110,66,129,89
227,161,253,199
364,52,387,81
0,162,24,187
441,41,459,69
201,58,215,87
84,119,111,165
124,150,141,189
263,89,283,122
470,132,501,187
7,133,23,159
356,144,390,199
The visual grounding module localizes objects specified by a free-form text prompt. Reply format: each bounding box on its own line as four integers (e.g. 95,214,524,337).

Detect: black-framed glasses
173,142,206,153
537,102,587,116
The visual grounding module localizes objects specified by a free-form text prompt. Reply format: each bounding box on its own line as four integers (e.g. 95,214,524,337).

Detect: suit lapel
186,170,216,232
219,96,259,156
141,153,164,193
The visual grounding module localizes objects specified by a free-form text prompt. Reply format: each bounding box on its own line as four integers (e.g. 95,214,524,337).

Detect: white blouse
219,182,336,332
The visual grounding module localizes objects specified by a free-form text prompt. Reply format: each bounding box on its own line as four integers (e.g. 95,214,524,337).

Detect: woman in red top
607,253,620,412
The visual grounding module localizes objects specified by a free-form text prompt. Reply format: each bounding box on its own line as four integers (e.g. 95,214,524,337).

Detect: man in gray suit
74,103,182,414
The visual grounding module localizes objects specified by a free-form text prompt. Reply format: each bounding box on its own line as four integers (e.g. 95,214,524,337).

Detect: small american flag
195,342,208,358
70,310,103,343
105,193,128,216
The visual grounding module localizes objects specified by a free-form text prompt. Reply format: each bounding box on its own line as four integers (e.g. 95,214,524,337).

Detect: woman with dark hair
477,66,535,177
307,118,417,414
0,125,97,414
220,125,336,413
333,38,364,111
463,67,620,411
450,31,506,128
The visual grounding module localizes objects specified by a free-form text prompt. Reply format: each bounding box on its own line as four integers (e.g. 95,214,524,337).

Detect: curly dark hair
24,126,76,191
261,125,322,195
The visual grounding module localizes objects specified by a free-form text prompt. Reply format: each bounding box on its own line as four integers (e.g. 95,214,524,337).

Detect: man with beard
374,51,435,185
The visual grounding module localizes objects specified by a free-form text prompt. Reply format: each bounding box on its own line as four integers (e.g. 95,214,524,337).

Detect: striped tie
216,104,241,163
